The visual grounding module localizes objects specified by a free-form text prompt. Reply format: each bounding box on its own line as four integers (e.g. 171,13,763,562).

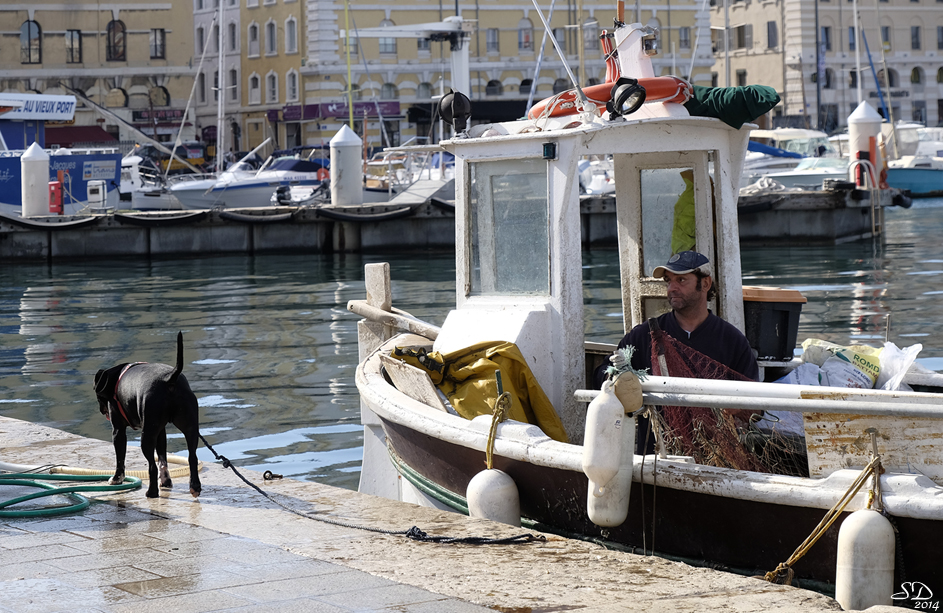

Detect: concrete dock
0,416,870,612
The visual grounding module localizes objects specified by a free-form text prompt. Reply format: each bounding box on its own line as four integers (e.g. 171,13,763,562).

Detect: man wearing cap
611,250,758,380
599,250,758,454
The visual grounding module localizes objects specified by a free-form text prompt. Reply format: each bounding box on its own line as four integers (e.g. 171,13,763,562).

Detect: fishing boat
886,155,943,198
348,12,943,602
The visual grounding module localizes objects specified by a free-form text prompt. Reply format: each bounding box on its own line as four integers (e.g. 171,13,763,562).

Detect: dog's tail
169,331,184,386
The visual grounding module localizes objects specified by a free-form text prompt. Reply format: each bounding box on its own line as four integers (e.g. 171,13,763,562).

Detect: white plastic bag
877,342,922,391
774,362,825,386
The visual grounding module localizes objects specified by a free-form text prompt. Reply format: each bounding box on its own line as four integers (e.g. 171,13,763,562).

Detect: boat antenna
529,0,591,113
351,16,392,149
166,10,218,182
525,0,558,112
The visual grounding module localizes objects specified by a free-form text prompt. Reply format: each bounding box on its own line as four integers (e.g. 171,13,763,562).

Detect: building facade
0,0,197,147
711,0,943,131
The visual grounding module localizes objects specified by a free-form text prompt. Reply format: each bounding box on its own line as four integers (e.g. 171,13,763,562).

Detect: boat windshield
792,157,848,171
468,158,549,296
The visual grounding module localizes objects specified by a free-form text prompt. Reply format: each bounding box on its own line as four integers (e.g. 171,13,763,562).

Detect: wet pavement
0,416,856,612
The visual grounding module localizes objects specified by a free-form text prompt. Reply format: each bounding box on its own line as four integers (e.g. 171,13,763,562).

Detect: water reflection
1,200,942,491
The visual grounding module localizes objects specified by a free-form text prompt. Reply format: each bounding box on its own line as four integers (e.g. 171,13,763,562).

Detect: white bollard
467,468,521,527
21,142,50,217
847,101,883,188
330,124,364,207
835,509,895,611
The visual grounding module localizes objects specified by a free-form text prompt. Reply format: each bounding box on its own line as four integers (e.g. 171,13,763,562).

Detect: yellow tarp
391,341,569,443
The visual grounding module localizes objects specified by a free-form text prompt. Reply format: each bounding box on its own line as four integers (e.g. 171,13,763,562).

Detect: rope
763,456,882,585
197,433,544,546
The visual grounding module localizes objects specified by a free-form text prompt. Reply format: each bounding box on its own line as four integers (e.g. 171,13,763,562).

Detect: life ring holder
527,76,693,121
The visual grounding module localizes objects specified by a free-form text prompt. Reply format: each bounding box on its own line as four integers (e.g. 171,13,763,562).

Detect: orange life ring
316,167,330,182
526,76,693,120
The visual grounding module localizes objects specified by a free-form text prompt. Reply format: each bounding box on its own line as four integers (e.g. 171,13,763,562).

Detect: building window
881,26,891,51
938,67,943,83
150,29,166,59
553,27,567,54
229,68,238,101
106,20,126,61
711,72,719,87
286,17,297,53
519,18,534,52
680,27,691,50
249,74,261,105
350,84,361,100
213,70,219,101
767,21,778,48
938,26,943,49
197,26,205,53
824,68,835,88
21,20,42,64
381,82,398,99
878,68,899,87
379,19,396,54
287,70,298,101
198,73,206,103
267,73,278,103
912,26,921,50
849,26,856,51
552,78,569,94
821,26,832,51
734,24,752,49
248,24,259,56
417,37,430,51
913,100,926,123
912,67,924,84
486,28,500,53
417,82,432,99
849,70,857,88
66,29,82,63
519,78,533,95
229,23,237,51
583,19,599,51
736,69,747,86
266,21,277,55
196,0,204,8
486,80,503,95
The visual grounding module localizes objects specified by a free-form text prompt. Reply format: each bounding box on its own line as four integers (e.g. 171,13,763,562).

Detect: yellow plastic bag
391,341,569,443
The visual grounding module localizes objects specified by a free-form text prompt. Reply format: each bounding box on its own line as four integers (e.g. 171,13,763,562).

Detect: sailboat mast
853,0,862,103
217,0,226,174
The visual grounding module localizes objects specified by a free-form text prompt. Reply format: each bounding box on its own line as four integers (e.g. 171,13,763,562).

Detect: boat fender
835,509,895,611
466,469,521,527
582,380,625,494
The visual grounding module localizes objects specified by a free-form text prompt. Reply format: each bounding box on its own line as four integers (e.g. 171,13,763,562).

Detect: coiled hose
0,473,141,518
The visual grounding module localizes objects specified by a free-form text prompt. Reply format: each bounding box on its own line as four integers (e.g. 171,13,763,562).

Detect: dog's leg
177,425,202,498
156,427,172,490
110,425,127,486
140,426,161,498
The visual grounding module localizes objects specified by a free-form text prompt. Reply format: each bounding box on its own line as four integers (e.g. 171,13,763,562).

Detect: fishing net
648,325,808,476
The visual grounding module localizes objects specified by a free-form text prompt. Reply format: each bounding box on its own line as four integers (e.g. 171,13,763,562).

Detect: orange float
526,76,693,120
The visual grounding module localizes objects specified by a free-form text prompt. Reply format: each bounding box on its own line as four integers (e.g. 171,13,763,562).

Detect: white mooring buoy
835,508,895,611
466,468,521,527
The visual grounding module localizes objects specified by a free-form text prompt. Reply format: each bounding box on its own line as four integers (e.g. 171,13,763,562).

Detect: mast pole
216,0,225,174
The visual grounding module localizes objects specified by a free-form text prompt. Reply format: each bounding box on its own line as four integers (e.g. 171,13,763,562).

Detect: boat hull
358,335,943,591
886,167,943,198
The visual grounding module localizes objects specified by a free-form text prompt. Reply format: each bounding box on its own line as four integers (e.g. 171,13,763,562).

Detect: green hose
0,473,142,518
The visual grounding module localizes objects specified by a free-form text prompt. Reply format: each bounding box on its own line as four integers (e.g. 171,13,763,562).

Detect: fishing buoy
835,509,895,611
467,468,521,527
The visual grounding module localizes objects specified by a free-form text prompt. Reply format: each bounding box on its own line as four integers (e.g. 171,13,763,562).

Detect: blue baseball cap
652,251,712,278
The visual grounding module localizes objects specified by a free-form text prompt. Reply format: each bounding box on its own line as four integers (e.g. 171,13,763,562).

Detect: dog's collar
112,362,147,428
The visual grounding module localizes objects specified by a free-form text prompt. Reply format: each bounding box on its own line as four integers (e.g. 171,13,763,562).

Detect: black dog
94,331,201,498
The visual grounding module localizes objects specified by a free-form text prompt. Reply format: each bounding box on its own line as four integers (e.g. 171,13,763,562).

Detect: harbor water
2,199,942,491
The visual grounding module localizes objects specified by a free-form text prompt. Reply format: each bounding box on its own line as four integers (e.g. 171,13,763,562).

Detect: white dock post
21,143,49,218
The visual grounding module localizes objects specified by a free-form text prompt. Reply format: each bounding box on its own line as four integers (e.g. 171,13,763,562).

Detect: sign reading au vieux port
279,101,400,121
0,93,76,121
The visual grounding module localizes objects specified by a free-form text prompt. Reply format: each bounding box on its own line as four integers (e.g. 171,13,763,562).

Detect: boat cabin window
468,158,550,296
641,167,696,274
